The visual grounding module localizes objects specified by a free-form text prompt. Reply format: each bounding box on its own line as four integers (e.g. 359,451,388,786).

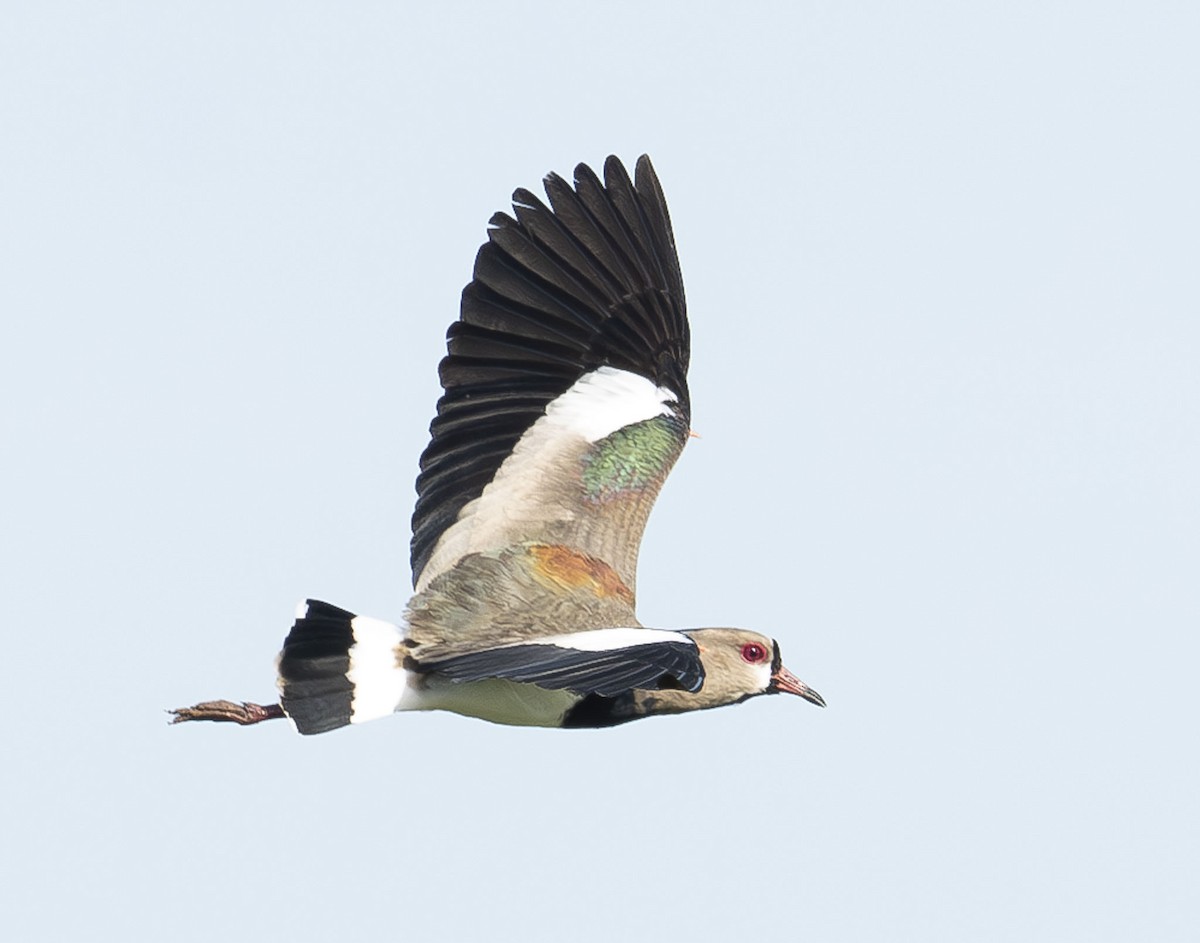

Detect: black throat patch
561,692,640,728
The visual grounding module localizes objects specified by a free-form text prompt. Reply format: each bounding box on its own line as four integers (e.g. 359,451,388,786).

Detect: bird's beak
771,666,826,707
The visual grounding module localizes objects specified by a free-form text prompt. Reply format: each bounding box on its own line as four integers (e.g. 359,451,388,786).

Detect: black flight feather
417,639,704,698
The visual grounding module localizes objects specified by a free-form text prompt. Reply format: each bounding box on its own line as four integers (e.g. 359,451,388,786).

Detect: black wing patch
411,155,690,586
417,639,704,697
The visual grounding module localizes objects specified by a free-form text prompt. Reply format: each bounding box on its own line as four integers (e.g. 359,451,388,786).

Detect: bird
171,154,824,735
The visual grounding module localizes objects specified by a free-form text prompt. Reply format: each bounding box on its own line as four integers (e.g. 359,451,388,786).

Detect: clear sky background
3,3,1197,941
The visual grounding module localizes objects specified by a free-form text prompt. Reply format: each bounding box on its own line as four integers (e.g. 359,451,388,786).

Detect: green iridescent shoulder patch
580,415,686,502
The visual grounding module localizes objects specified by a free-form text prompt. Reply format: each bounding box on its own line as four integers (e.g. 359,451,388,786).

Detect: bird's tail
277,599,408,735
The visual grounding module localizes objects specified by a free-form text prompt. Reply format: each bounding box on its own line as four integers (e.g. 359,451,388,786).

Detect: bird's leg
169,700,285,726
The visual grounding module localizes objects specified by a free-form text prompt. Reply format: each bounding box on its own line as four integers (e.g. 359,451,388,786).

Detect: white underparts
346,615,406,724
405,677,576,728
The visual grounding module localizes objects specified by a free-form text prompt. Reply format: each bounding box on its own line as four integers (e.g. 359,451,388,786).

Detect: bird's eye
741,643,768,664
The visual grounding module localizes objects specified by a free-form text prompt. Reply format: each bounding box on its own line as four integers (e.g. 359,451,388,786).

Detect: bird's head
679,628,825,709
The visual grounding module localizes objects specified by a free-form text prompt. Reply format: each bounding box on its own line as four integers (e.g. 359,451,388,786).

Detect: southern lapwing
171,155,824,735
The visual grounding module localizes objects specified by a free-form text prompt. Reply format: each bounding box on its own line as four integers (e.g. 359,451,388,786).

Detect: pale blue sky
3,3,1197,940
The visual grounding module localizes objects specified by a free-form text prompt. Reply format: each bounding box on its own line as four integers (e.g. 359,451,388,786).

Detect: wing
415,628,704,697
410,155,690,604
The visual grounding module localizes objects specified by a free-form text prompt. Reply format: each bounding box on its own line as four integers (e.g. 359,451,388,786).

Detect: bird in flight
172,155,824,734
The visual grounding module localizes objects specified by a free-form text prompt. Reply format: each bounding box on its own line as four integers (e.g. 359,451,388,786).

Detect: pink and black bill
769,640,826,706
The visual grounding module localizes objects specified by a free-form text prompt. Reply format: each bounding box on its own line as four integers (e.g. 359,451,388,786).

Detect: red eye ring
740,642,769,664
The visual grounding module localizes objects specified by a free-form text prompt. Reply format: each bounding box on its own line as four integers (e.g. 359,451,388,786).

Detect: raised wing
411,155,690,604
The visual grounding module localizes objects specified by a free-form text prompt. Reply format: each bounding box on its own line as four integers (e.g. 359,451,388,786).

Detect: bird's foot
168,700,285,726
